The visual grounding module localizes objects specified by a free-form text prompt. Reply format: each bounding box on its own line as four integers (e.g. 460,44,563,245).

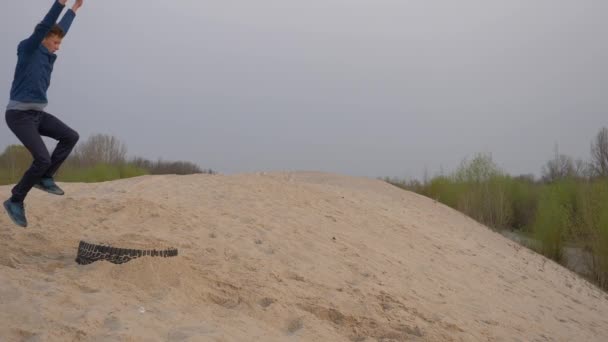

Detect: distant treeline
385,127,608,290
0,133,215,184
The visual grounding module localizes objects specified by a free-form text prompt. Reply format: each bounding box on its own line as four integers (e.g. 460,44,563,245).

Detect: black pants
5,110,79,202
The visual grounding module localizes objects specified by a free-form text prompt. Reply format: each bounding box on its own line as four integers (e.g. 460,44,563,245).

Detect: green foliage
0,145,32,185
577,179,608,287
130,157,213,175
0,133,212,186
56,163,148,182
418,154,517,229
456,175,510,229
508,179,539,230
422,176,464,209
454,153,502,183
389,156,607,289
531,180,577,261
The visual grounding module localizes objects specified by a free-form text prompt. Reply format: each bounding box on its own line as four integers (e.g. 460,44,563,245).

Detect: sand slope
1,172,608,341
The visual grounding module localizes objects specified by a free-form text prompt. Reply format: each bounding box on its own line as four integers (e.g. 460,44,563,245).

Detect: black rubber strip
75,241,178,265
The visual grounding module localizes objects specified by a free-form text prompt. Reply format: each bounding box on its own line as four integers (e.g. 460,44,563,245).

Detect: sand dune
1,171,608,341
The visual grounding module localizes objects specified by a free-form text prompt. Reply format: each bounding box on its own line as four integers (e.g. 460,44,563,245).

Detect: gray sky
1,0,606,179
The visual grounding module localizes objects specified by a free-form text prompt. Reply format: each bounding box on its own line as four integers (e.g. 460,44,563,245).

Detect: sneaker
3,199,27,227
34,177,64,195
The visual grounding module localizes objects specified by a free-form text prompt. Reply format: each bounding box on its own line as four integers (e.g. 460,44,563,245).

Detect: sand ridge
1,172,608,341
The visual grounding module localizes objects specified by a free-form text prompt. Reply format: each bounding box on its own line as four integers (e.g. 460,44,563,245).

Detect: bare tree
591,127,608,177
574,159,594,179
542,145,576,183
71,134,127,166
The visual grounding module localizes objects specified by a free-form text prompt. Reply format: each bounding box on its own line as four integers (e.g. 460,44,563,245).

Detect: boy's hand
72,0,83,12
58,0,68,5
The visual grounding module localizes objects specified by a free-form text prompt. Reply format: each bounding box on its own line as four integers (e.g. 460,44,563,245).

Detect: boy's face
42,35,63,54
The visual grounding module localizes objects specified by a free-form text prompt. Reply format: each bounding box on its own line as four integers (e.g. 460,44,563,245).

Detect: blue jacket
9,1,76,104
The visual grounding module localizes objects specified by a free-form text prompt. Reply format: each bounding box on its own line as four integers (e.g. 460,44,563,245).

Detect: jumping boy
4,0,84,227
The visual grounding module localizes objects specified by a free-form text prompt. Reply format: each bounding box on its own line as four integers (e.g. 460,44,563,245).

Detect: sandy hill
1,172,608,341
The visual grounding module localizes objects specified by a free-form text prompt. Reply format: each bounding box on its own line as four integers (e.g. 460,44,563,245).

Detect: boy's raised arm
21,0,68,52
58,0,83,36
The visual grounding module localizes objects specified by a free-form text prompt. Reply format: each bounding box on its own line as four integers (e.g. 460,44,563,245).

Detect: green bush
417,154,518,230
422,176,464,209
0,145,32,185
0,132,208,185
385,140,608,290
531,180,578,261
578,179,608,287
508,178,539,230
56,163,147,182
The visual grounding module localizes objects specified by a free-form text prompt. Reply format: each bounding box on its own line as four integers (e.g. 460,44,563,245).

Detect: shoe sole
33,184,64,196
3,201,27,228
75,241,178,265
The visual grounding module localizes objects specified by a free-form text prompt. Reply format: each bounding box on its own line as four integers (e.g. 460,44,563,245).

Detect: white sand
1,171,608,341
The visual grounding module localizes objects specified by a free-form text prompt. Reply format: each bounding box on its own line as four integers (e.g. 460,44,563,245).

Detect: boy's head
42,25,64,54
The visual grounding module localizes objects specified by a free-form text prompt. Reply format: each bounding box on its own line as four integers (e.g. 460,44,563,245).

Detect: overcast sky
1,0,606,179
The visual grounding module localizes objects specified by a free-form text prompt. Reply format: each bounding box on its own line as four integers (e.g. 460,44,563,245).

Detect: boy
4,0,84,227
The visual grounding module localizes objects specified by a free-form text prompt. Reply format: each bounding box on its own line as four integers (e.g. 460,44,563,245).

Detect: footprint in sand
258,297,276,308
286,317,304,335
